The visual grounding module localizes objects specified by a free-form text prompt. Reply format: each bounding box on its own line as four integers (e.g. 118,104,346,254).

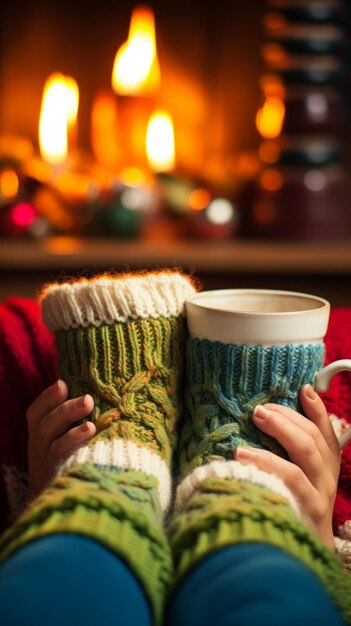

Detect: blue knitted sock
178,339,324,476
168,338,351,626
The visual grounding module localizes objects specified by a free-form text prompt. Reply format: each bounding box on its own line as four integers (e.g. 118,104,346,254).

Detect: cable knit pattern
0,271,197,626
178,338,324,478
40,272,196,332
169,332,351,624
55,316,186,468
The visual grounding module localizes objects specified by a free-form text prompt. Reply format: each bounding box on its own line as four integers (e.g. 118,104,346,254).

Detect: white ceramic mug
185,289,351,393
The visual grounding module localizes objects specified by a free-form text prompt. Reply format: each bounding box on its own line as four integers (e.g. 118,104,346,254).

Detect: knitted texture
168,473,351,625
1,302,349,533
178,338,324,478
40,271,196,331
42,271,197,506
169,334,351,622
0,271,196,624
0,466,172,625
55,317,185,468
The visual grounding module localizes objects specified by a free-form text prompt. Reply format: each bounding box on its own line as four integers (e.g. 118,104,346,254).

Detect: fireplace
0,0,350,242
1,2,263,171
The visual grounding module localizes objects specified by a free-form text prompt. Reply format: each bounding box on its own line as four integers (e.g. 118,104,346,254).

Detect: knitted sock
169,338,351,624
179,339,325,475
0,271,196,625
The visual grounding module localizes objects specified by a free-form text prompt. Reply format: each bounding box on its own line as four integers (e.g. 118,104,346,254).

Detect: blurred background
1,0,351,304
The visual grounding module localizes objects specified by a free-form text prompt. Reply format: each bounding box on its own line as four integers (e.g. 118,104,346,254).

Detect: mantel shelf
1,237,351,274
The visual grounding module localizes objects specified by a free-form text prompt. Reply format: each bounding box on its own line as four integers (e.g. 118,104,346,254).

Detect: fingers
50,421,96,466
264,388,340,472
234,391,340,550
235,444,335,548
27,380,68,428
38,394,95,444
235,446,311,501
299,384,339,456
251,405,327,488
27,383,96,497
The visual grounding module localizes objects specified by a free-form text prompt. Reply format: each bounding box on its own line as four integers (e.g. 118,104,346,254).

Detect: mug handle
314,359,351,393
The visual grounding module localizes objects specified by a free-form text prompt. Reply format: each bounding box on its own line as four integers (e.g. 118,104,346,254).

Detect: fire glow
101,6,175,173
111,6,160,96
39,73,79,165
36,6,177,205
146,111,175,172
256,96,285,139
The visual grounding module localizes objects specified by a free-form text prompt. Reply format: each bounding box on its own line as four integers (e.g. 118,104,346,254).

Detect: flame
146,110,175,172
256,96,285,139
39,73,79,165
111,6,160,96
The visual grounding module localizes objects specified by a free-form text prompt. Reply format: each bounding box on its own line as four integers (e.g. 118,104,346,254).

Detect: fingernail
52,379,63,391
305,384,317,400
235,446,255,459
254,405,271,419
80,422,91,433
76,394,90,408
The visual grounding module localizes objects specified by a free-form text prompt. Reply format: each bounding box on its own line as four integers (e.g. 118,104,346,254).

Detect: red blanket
0,298,350,534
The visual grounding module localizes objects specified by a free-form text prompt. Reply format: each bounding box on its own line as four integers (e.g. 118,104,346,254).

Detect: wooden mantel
1,237,351,305
1,237,351,274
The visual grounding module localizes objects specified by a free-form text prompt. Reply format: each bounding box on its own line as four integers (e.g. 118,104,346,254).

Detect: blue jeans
0,535,345,626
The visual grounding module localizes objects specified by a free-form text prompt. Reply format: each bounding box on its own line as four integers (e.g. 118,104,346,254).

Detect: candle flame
39,73,79,165
256,96,285,139
146,110,175,172
111,6,160,96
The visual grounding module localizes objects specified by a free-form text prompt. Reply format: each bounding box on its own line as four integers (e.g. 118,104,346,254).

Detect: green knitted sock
0,270,196,625
168,338,351,624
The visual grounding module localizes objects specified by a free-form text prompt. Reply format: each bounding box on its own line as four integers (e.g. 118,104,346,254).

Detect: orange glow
262,44,286,65
43,236,82,254
259,141,281,164
111,6,160,96
119,167,147,187
159,67,207,177
0,168,19,199
256,97,285,139
54,171,99,203
260,168,284,191
0,136,33,162
22,156,53,184
33,187,75,231
259,74,285,99
188,188,211,211
236,152,261,178
146,110,175,172
263,12,287,31
91,92,119,170
39,73,79,165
